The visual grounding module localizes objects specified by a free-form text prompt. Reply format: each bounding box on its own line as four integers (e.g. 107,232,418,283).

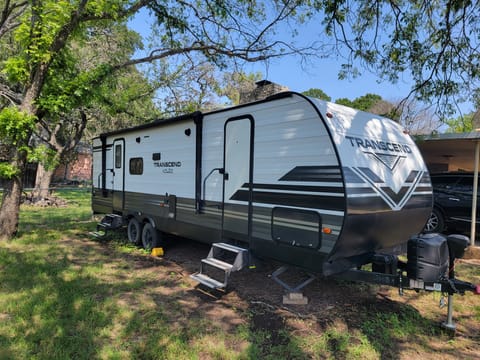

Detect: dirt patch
64,234,480,359
22,193,69,207
464,246,480,259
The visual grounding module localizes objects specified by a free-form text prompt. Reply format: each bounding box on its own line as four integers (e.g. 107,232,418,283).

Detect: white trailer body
92,92,432,275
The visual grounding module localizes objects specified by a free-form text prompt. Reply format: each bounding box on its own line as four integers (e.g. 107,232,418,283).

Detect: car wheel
127,218,142,245
141,223,163,251
424,208,445,233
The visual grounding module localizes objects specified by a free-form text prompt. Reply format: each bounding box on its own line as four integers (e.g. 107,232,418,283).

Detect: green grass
0,189,479,359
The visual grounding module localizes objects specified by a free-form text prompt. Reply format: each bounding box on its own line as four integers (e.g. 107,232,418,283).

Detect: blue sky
127,8,470,113
243,56,413,103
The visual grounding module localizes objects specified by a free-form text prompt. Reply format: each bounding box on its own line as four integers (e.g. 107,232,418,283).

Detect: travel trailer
92,92,478,306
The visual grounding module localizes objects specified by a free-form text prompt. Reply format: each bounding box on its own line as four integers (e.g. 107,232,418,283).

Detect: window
129,157,143,175
115,144,122,168
456,176,473,193
431,176,459,189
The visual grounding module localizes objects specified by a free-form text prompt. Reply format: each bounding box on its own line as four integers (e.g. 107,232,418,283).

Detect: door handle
448,197,460,202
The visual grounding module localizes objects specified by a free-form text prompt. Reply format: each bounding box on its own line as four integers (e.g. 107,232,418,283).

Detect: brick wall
53,152,92,183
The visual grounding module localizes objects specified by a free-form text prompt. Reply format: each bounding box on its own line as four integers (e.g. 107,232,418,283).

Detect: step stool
190,242,248,290
90,214,124,238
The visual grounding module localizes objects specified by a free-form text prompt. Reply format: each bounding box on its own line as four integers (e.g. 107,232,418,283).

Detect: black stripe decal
230,190,345,211
405,170,419,183
380,187,411,203
342,167,364,183
279,166,342,182
241,183,344,194
347,186,432,196
346,187,376,195
347,194,432,212
419,173,431,183
357,167,384,183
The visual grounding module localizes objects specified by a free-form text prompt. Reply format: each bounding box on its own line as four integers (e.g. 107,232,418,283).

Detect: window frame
129,157,144,175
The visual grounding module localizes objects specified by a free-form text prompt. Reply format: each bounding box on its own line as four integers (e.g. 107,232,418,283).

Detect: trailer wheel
141,223,162,251
127,218,142,244
424,208,445,233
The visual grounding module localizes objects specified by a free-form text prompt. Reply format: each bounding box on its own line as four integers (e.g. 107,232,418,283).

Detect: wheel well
142,217,156,228
125,213,156,229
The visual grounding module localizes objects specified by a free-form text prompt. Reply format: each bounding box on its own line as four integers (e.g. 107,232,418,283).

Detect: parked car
425,172,480,234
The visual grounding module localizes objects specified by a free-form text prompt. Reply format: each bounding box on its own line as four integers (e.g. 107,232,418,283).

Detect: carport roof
415,131,480,172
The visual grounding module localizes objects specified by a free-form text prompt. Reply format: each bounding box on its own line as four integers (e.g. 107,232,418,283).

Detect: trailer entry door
222,117,254,242
112,138,125,211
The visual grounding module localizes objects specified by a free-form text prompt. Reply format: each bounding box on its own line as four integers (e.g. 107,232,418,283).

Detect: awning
415,132,480,246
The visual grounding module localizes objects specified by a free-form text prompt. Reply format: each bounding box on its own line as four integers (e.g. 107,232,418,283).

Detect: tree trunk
0,152,25,240
31,163,55,200
0,90,37,240
0,178,22,240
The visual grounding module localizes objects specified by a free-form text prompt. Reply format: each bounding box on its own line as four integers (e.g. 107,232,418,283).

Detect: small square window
129,157,143,175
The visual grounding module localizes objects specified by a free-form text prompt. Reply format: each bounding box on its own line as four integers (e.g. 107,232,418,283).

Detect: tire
141,223,162,251
127,218,142,245
424,208,445,233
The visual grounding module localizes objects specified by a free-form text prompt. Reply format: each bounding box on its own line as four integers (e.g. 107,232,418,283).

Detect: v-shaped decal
352,167,422,210
364,152,406,171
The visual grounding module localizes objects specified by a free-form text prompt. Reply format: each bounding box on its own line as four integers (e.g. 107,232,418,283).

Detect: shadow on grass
2,232,470,359
245,301,307,359
0,228,208,358
338,295,442,359
0,246,114,358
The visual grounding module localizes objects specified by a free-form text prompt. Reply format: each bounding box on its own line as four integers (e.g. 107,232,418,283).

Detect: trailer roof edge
95,111,204,139
93,92,299,140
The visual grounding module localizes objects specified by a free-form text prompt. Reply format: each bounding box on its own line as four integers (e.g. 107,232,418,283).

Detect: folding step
89,230,107,239
208,242,249,271
190,273,225,289
190,242,249,290
97,214,124,231
202,257,234,272
92,214,124,238
212,242,246,253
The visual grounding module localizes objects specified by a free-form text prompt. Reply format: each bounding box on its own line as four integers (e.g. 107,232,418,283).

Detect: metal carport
415,132,480,246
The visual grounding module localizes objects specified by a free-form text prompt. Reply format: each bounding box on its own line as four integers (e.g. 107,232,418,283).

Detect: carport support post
470,140,480,247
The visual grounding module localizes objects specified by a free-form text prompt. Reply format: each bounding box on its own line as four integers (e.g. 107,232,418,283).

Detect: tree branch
0,0,27,38
0,83,23,105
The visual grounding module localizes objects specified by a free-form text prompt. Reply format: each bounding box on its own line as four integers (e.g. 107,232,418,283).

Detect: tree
0,0,319,240
30,24,160,200
220,71,264,106
335,93,382,112
30,111,88,200
316,0,480,116
335,97,354,108
302,88,331,101
390,100,440,135
444,113,474,133
154,60,223,115
334,91,439,133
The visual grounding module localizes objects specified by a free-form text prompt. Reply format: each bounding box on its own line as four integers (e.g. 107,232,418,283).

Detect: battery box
407,233,449,282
